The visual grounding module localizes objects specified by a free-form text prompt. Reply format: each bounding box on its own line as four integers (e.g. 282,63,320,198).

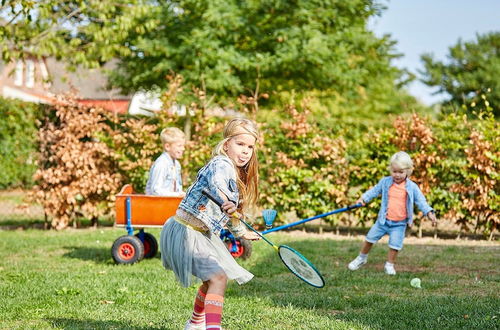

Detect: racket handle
202,189,242,220
202,189,279,249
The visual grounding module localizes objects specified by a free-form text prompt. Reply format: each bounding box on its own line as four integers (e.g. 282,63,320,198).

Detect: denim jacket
361,176,433,225
178,155,244,235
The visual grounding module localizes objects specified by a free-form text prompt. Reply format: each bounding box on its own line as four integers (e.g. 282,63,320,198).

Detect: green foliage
1,0,155,68
101,115,159,193
347,126,397,225
259,102,350,222
0,97,41,188
421,31,500,115
108,0,407,104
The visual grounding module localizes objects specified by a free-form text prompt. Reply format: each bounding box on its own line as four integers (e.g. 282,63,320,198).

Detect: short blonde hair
160,127,185,145
389,151,414,176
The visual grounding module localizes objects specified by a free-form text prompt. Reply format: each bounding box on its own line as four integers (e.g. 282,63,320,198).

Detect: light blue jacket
179,155,242,235
145,152,183,195
361,176,433,225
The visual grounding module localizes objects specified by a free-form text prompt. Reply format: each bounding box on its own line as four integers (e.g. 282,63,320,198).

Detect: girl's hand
428,211,438,227
356,198,365,206
221,201,238,216
242,231,261,241
407,222,413,228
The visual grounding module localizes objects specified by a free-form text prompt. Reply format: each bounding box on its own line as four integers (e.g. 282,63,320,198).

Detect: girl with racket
348,151,437,275
160,118,260,330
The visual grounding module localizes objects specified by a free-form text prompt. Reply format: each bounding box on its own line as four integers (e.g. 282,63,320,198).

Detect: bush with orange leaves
260,100,349,223
434,106,499,240
461,127,498,239
29,76,497,238
31,95,122,230
349,103,498,239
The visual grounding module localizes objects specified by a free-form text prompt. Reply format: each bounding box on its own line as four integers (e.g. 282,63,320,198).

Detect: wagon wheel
135,232,158,259
112,235,145,264
225,238,252,260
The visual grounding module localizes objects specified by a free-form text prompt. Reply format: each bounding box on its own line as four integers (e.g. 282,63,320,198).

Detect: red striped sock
189,286,206,325
205,293,224,329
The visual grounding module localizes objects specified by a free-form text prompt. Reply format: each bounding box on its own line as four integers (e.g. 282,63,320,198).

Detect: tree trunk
44,212,49,230
456,224,462,240
184,114,192,141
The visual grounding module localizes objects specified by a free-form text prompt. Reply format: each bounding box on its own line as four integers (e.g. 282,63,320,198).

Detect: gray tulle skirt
160,217,254,287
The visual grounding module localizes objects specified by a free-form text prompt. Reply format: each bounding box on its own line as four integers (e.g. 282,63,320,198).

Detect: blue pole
262,204,362,235
126,197,134,236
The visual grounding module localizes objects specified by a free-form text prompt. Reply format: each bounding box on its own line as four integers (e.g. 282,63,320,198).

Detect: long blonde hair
213,118,259,212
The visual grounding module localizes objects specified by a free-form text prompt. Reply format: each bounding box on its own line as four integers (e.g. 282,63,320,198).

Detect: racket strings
278,246,325,288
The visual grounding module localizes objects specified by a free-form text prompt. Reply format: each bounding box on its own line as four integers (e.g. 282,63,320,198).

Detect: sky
369,0,500,105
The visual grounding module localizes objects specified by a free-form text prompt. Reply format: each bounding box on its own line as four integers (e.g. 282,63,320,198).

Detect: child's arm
358,178,385,204
414,185,437,226
221,200,246,237
220,199,260,240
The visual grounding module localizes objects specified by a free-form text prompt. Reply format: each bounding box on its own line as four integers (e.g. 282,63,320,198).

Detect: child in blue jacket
348,151,437,275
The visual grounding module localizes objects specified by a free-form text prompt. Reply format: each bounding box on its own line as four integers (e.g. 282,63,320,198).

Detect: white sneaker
384,262,396,275
348,256,367,270
184,320,205,330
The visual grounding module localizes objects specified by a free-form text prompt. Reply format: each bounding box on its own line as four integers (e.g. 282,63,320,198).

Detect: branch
2,8,22,27
30,7,83,44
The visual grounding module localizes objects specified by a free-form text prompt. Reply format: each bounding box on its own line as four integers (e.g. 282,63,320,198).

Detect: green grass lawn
0,228,498,330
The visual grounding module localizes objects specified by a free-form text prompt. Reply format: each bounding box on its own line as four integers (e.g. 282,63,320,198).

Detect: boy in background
146,127,186,196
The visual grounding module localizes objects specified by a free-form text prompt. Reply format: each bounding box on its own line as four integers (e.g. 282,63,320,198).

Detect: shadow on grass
63,246,113,264
47,318,162,329
0,218,46,229
0,217,114,230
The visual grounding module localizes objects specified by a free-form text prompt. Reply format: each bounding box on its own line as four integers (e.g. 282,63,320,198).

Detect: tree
420,32,500,115
0,0,156,68
108,0,404,103
2,1,415,115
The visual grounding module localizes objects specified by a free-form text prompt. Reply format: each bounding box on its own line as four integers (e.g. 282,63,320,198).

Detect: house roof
45,58,131,100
